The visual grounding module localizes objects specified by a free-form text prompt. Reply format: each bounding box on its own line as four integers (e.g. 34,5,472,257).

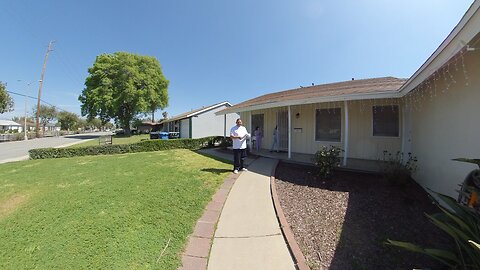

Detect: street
0,132,113,164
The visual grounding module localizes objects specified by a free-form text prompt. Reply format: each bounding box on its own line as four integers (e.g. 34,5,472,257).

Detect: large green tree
58,111,80,131
79,52,169,135
0,81,14,114
33,104,58,135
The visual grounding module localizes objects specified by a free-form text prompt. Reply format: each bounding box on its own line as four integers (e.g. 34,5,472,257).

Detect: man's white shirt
230,125,250,149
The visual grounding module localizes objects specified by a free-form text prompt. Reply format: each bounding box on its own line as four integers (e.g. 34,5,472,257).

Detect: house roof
399,0,480,95
217,77,406,114
161,101,232,123
0,120,22,126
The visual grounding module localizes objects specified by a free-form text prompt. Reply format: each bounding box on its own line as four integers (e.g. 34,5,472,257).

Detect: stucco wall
180,119,189,138
241,100,402,160
191,105,239,139
409,51,480,197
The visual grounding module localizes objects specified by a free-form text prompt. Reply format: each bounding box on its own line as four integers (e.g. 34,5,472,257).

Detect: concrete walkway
207,157,295,270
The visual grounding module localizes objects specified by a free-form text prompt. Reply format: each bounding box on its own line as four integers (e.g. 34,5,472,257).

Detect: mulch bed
275,162,452,270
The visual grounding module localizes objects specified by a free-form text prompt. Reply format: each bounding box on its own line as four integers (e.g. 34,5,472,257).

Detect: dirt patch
0,194,29,218
275,162,451,270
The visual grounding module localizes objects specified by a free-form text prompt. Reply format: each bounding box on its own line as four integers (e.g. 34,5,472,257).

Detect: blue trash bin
160,132,169,140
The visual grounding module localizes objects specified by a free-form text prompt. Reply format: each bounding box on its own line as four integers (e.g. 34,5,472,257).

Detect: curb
179,171,241,270
270,159,311,270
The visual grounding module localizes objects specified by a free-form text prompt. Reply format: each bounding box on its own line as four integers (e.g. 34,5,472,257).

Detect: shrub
219,137,232,149
381,151,417,187
386,192,480,269
312,146,342,179
29,136,224,159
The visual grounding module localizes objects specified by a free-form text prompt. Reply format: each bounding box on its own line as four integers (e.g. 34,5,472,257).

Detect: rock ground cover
275,162,451,270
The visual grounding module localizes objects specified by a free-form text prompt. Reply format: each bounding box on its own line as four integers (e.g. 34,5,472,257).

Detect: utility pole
36,41,55,138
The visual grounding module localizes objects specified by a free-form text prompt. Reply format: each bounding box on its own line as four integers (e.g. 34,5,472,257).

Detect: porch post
343,100,349,166
248,111,252,151
288,105,292,159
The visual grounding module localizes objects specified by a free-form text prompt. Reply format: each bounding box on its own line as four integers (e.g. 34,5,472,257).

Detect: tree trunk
151,110,155,123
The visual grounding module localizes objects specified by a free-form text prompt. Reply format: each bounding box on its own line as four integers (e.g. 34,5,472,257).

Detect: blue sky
0,0,474,121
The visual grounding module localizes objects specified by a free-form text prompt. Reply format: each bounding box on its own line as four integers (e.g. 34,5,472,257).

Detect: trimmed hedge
29,136,224,160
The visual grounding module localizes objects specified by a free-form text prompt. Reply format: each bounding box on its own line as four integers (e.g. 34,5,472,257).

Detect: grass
69,134,151,148
0,149,231,269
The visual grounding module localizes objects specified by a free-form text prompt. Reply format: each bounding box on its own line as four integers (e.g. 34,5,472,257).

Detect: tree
86,118,102,130
79,52,169,135
162,111,168,120
0,81,14,114
57,111,80,131
33,105,57,135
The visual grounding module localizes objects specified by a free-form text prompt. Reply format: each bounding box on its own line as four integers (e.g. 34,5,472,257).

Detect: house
161,101,239,139
218,1,480,198
0,120,23,132
137,121,162,134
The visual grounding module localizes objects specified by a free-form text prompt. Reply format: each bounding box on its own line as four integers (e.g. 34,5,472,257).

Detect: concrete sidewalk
207,157,295,270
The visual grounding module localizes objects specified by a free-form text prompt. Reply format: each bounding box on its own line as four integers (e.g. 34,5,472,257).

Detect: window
315,108,341,142
372,105,399,137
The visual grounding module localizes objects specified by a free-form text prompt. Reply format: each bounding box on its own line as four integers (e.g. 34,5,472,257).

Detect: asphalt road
0,132,113,164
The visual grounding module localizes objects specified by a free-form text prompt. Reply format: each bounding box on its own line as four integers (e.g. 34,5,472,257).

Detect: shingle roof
225,77,406,113
161,101,231,123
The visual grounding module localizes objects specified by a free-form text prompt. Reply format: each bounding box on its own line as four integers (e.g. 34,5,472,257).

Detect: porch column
343,100,349,166
288,105,292,159
224,114,226,139
248,111,252,151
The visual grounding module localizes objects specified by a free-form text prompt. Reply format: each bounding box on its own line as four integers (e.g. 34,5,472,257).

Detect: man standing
230,118,250,174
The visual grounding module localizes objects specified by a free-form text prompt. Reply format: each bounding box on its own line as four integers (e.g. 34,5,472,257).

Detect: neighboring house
0,120,22,132
218,1,480,198
137,121,162,134
161,101,239,139
44,123,60,132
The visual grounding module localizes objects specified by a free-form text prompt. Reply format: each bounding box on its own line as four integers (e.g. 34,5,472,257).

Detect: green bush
29,136,224,159
312,146,342,179
381,151,418,187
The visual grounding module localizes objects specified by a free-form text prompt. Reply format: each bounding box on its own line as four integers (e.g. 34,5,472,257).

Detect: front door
276,110,288,151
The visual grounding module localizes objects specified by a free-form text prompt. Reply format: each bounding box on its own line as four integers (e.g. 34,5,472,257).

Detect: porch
250,148,384,174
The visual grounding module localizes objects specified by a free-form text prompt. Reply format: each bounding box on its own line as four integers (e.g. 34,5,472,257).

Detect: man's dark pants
233,148,247,171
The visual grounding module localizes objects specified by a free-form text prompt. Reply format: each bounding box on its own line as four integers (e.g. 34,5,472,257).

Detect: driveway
0,132,112,164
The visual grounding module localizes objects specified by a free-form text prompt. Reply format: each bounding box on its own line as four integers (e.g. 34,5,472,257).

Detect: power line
6,90,72,113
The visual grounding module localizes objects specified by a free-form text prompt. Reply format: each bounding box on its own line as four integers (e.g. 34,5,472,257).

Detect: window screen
315,108,341,141
372,105,399,137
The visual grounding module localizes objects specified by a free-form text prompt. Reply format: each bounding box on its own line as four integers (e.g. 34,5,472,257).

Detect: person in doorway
230,118,250,174
270,125,279,152
254,126,263,151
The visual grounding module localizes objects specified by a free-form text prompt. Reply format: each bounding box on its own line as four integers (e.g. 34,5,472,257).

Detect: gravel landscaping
275,162,451,270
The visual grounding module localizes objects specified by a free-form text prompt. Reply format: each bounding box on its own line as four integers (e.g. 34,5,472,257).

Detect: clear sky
0,0,474,121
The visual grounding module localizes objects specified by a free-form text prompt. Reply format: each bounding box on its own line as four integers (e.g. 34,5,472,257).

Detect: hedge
29,136,226,160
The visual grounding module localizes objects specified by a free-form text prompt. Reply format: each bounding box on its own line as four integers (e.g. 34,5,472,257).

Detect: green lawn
69,134,151,148
0,149,231,269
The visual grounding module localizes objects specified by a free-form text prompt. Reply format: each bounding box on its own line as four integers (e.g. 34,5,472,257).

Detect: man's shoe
233,170,239,174
241,168,248,172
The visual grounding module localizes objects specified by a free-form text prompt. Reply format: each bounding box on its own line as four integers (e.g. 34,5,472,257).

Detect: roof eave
216,91,401,115
399,1,480,95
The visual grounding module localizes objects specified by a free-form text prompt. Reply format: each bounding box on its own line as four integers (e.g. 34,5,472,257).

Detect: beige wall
409,50,480,197
192,106,239,139
241,99,402,160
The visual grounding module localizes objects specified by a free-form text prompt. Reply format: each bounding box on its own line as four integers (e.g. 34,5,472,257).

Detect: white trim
343,101,349,166
216,91,402,115
288,105,292,159
399,1,480,95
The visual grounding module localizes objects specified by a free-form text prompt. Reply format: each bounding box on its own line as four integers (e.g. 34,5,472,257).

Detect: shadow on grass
201,168,232,175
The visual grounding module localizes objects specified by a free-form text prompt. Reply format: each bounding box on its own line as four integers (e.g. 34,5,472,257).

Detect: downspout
343,100,349,166
288,105,292,159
